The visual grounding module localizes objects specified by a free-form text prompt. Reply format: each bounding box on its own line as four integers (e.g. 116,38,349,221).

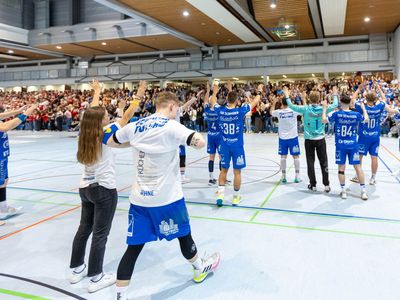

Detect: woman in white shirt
68,80,146,293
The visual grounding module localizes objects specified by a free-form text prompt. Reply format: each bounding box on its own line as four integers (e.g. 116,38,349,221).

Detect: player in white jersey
105,92,220,300
270,87,302,183
69,80,143,293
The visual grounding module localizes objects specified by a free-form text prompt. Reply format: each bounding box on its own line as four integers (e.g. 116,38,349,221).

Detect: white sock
191,256,203,270
280,157,287,178
209,173,214,180
181,170,185,179
233,189,240,197
0,201,7,211
116,286,128,299
371,173,376,179
294,158,300,178
91,273,103,282
360,184,366,193
218,185,225,198
341,184,346,192
73,264,86,274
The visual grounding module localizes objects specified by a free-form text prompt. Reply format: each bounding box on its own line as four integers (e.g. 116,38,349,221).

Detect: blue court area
1,131,400,300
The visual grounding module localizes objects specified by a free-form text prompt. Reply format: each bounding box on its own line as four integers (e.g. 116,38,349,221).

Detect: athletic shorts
0,158,8,186
335,147,360,165
220,144,246,169
207,134,221,155
126,198,191,245
179,145,186,156
358,137,379,157
278,137,300,156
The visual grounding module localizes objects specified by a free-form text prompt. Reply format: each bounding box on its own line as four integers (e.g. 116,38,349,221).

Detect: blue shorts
179,145,186,156
0,158,8,186
358,137,379,157
207,134,221,155
335,147,360,165
126,198,191,245
220,144,246,169
278,137,300,156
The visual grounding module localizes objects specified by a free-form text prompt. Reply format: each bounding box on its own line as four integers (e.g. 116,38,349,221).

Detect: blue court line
7,185,400,224
378,155,400,183
11,164,71,179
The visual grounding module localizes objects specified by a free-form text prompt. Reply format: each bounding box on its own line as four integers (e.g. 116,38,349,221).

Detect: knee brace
180,155,186,168
0,187,5,202
338,171,345,175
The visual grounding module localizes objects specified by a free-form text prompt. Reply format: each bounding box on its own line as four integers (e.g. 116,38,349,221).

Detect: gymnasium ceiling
1,0,400,62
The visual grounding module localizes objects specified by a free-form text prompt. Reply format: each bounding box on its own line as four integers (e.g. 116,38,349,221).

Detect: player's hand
257,84,264,93
282,86,290,98
332,86,338,95
321,100,327,108
206,81,210,93
364,116,369,123
17,105,27,114
137,80,147,97
118,99,127,110
212,83,220,95
226,80,233,92
90,79,102,92
24,104,38,116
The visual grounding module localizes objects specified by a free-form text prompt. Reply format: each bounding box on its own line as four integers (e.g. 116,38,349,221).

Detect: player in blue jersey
0,104,38,224
351,82,400,185
210,82,264,206
203,82,221,185
322,94,369,200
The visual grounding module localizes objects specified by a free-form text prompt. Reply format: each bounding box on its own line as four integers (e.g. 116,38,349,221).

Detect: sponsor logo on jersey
292,145,300,153
353,152,360,161
159,219,179,236
140,190,155,196
236,155,244,166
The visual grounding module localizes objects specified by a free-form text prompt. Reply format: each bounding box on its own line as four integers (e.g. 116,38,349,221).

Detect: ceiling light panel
185,0,260,42
319,0,348,35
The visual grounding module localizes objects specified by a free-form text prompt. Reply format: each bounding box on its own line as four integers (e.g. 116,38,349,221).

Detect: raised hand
282,86,290,98
17,105,27,114
257,84,264,93
24,104,38,116
332,86,338,95
118,99,127,110
321,99,327,108
137,80,147,97
89,79,102,92
213,82,220,95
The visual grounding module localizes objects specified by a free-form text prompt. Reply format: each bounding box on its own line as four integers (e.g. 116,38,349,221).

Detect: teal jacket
286,95,338,140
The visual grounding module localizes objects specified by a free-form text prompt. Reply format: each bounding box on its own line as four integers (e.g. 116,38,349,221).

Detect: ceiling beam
308,0,324,38
92,0,206,47
223,0,274,42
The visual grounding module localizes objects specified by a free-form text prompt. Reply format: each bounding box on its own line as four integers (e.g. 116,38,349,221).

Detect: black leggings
117,233,197,280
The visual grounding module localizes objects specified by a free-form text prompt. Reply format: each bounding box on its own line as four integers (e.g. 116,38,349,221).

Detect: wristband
131,99,140,106
17,114,27,122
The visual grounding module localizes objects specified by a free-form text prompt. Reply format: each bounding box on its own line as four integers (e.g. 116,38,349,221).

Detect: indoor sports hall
1,1,400,300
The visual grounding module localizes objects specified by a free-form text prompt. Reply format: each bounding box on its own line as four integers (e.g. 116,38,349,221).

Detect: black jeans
304,138,329,187
70,184,118,277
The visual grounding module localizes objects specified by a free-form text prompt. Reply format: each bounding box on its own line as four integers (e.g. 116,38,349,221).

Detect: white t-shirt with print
115,114,194,207
272,108,300,140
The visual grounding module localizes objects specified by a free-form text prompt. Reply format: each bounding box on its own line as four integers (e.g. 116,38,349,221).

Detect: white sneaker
361,192,368,201
369,178,376,185
0,220,5,226
324,186,331,193
193,253,221,283
340,191,347,199
0,206,23,220
88,273,116,293
69,265,87,284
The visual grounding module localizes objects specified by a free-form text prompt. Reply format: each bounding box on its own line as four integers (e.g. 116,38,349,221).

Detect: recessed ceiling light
228,39,232,41
282,75,287,78
364,17,370,22
216,32,220,35
7,50,14,54
342,72,345,76
232,77,239,80
183,10,189,17
261,76,264,79
312,73,315,77
56,46,62,49
101,42,107,46
284,24,290,29
201,22,206,26
270,0,277,8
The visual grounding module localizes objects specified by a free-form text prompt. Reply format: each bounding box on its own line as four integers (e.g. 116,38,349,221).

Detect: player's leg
369,141,379,185
278,138,288,183
217,145,230,206
231,147,246,206
290,137,301,183
0,158,22,219
304,140,317,191
179,145,190,184
207,135,217,185
316,138,330,192
338,164,347,199
350,149,368,200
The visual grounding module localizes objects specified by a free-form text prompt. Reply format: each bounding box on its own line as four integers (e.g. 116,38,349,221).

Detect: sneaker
281,177,287,183
193,253,221,283
208,179,217,186
350,177,359,183
88,273,116,293
0,206,23,220
216,194,224,207
181,177,191,184
0,220,5,226
324,186,331,193
225,180,231,186
361,192,368,201
232,195,242,206
69,265,87,284
294,178,302,183
307,184,317,192
369,178,376,185
340,191,347,199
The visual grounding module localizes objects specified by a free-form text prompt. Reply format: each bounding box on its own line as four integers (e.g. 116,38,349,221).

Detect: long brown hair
77,107,105,165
